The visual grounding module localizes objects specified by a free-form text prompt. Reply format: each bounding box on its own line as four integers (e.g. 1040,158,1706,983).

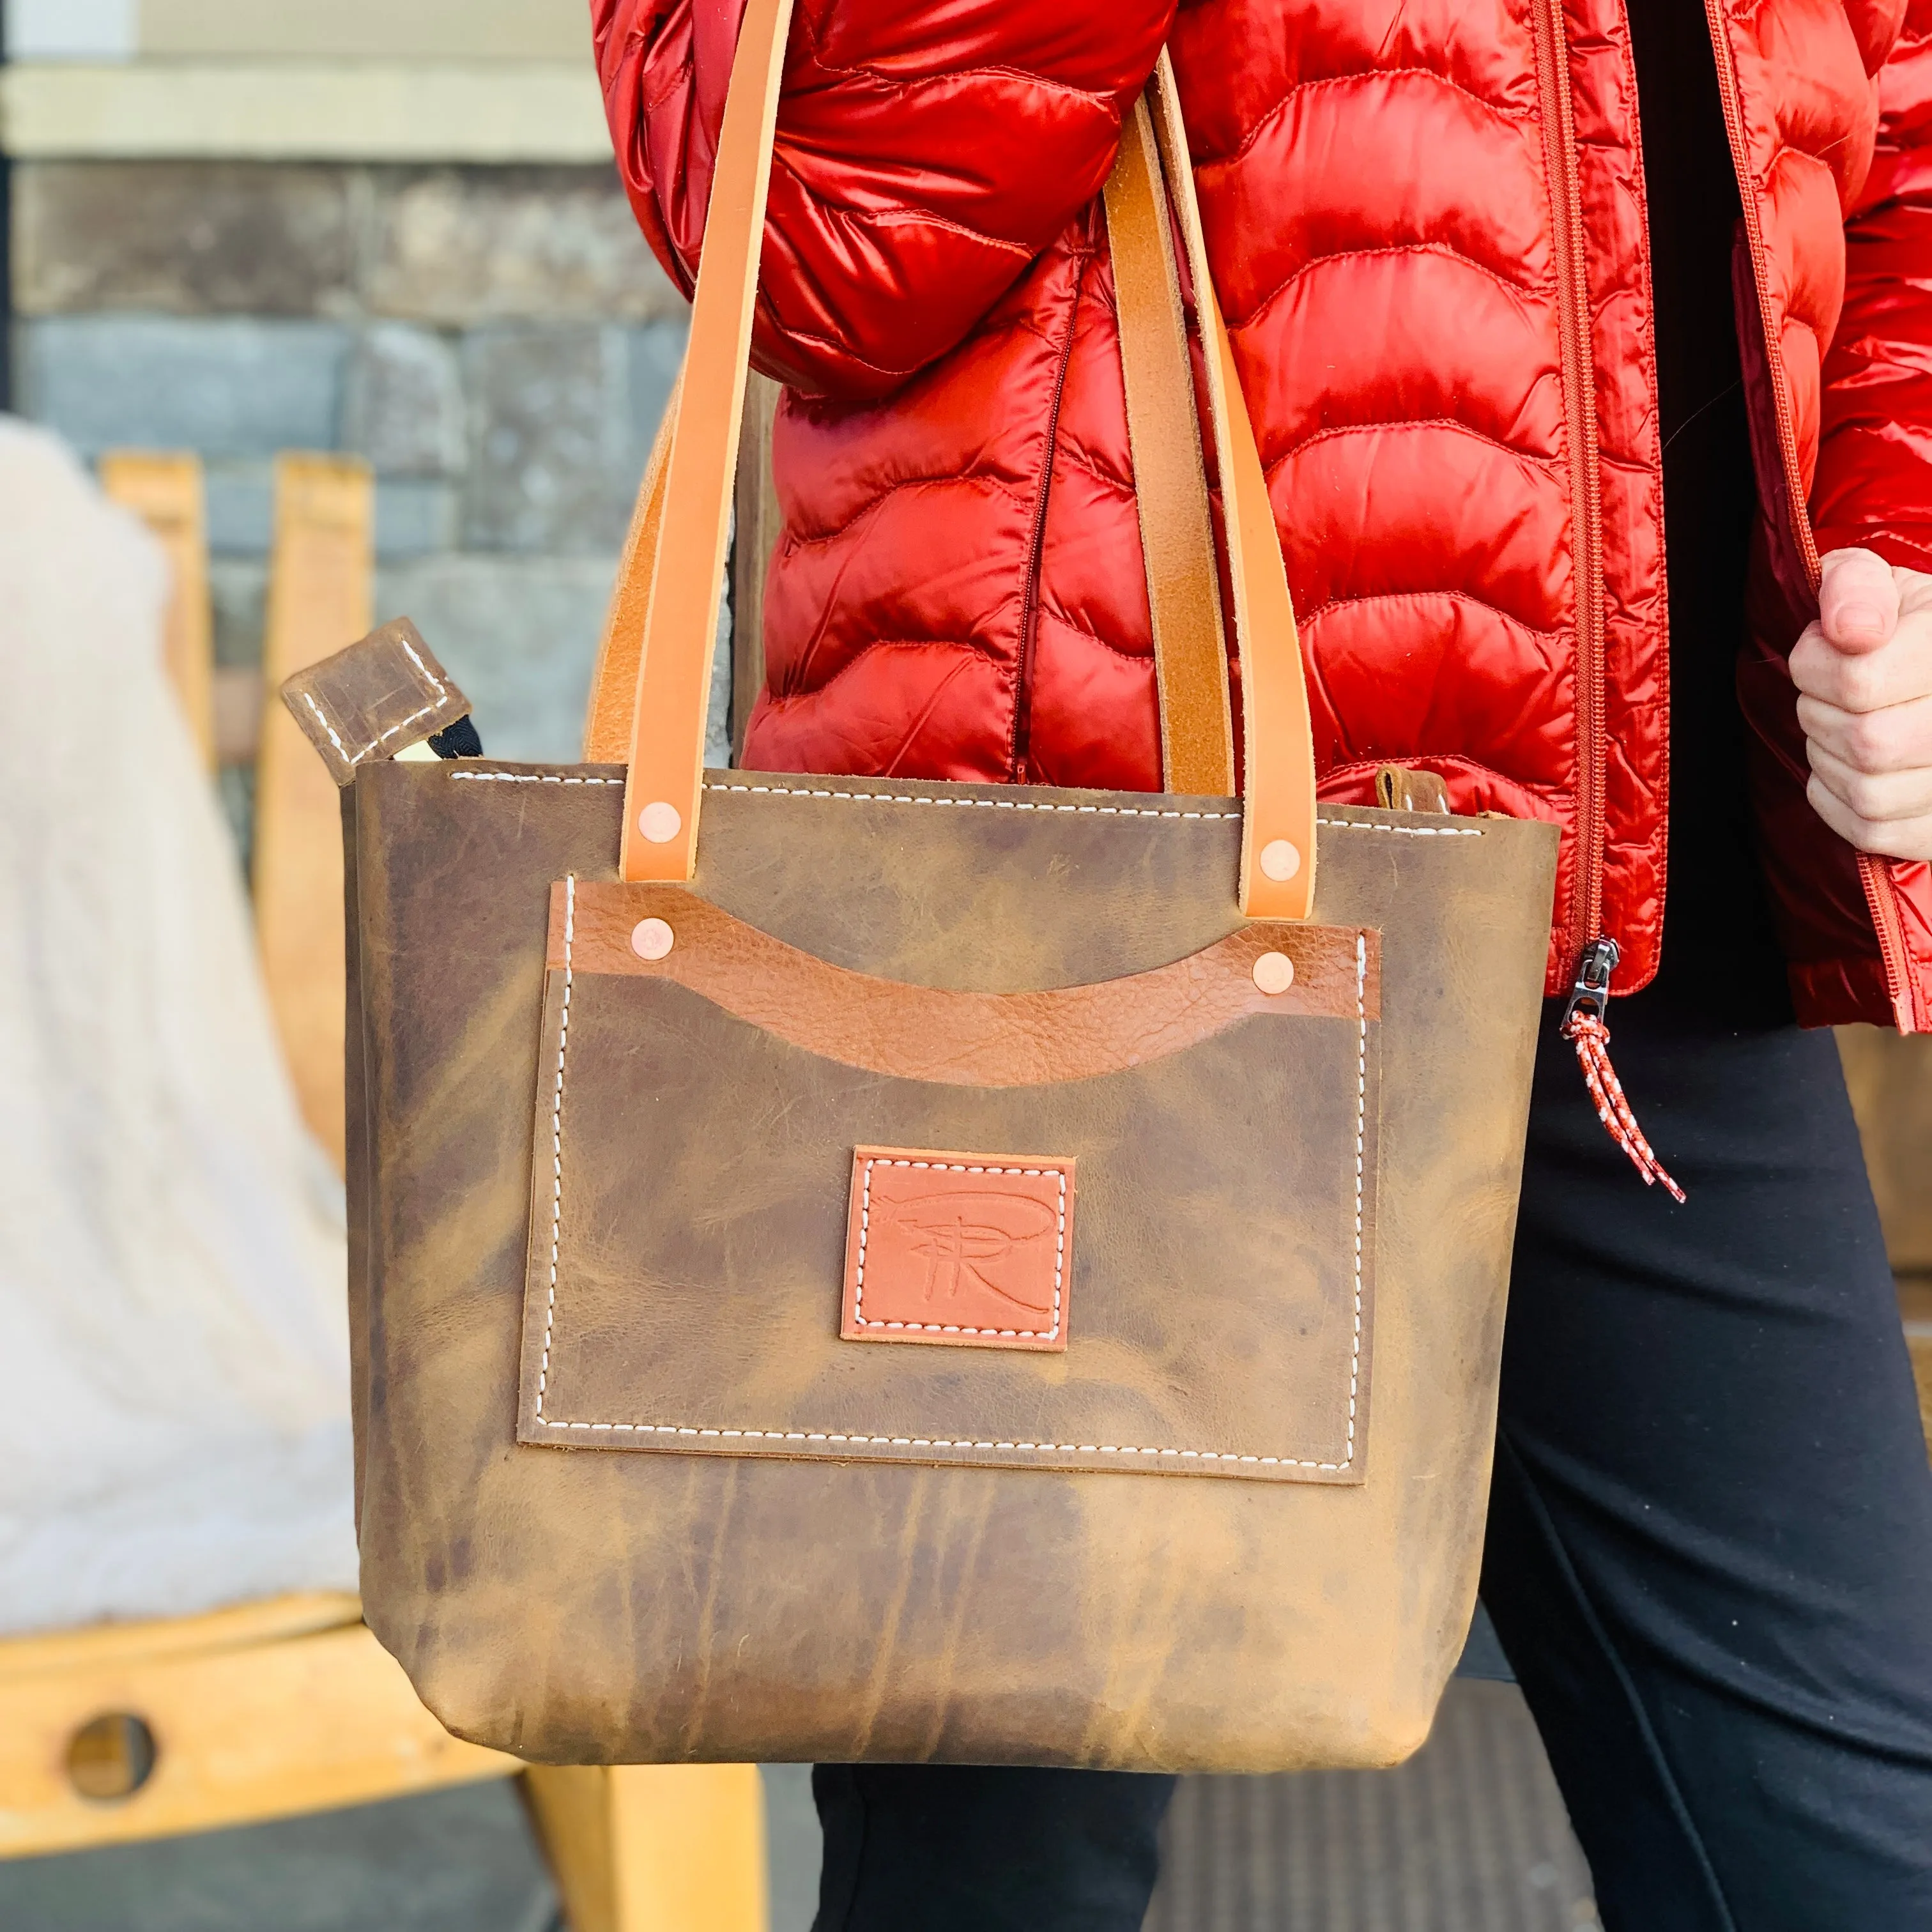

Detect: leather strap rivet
1259,839,1301,882
631,917,674,962
638,801,682,844
1252,951,1294,995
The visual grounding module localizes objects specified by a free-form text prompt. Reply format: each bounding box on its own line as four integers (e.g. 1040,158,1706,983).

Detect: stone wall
9,158,691,764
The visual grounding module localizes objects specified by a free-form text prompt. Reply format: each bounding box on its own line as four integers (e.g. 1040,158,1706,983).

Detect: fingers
1799,554,1932,860
1818,546,1903,654
1790,609,1932,712
1796,688,1932,772
1803,682,1932,862
1805,772,1932,862
1805,732,1932,823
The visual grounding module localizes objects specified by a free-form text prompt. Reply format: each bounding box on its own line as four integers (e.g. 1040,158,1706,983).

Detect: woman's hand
1793,548,1932,862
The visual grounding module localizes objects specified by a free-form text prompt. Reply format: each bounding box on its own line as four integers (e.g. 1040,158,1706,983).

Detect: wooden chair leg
1839,1024,1932,1454
523,1763,768,1932
254,452,374,1171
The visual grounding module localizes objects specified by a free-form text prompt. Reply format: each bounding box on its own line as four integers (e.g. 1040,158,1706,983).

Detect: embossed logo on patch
841,1147,1075,1353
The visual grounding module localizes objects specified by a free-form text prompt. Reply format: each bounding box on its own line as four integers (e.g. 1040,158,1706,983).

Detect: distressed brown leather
282,618,470,786
548,880,1377,1080
342,760,1554,1769
324,1,1560,1778
839,1147,1078,1353
519,862,1377,1480
1376,767,1453,815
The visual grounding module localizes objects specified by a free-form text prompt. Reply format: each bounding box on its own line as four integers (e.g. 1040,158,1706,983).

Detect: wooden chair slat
99,450,216,771
254,453,373,1172
0,1617,512,1858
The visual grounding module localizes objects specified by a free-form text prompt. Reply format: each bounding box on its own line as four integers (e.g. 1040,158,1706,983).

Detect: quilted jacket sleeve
1813,0,1932,564
592,0,1173,399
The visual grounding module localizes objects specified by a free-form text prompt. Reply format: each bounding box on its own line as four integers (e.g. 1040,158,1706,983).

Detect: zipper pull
1558,938,1685,1202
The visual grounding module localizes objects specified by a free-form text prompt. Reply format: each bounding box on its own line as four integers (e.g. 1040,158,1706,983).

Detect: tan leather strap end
1103,100,1234,797
617,0,795,880
280,618,470,788
1144,55,1317,919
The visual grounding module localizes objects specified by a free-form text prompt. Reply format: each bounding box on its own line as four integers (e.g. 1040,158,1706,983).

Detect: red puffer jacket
595,0,1932,1031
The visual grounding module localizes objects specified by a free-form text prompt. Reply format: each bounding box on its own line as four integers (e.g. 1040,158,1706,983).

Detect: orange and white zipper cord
1560,1009,1685,1201
1560,936,1685,1202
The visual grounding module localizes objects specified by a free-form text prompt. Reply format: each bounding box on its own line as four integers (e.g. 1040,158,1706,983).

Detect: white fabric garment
0,418,356,1636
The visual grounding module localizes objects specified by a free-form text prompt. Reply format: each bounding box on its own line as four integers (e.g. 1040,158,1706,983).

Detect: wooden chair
1839,1026,1932,1445
0,450,769,1932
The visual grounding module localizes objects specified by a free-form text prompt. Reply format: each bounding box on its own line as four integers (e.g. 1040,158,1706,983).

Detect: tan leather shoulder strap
1144,53,1317,919
585,370,680,763
1102,100,1234,797
617,0,793,882
598,13,1316,916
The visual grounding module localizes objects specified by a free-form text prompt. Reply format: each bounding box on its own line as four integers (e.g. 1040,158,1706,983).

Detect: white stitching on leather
358,700,445,762
303,674,449,770
302,690,350,763
532,905,1371,1473
534,875,575,1423
1318,818,1481,838
702,781,1241,820
452,772,625,785
1349,931,1365,1461
853,1158,1066,1341
307,691,445,767
448,769,1483,839
399,634,448,700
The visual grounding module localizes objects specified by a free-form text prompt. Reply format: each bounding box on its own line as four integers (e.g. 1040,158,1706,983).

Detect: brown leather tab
280,618,470,786
1375,766,1452,814
841,1149,1075,1353
1103,102,1234,797
549,879,1380,1085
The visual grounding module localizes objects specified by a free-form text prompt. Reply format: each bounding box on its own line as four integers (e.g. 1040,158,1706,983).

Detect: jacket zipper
1703,0,1916,1029
1009,262,1086,783
1862,854,1918,1031
1531,0,1609,970
1535,0,1689,1194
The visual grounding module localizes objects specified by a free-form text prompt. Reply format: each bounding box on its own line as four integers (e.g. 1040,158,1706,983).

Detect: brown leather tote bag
284,0,1556,1774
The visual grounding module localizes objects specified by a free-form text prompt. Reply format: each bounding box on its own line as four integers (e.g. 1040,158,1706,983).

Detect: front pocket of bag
517,879,1381,1485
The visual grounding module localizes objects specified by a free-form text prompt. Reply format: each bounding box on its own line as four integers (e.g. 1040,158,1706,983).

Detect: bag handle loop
597,1,1317,918
1104,57,1319,916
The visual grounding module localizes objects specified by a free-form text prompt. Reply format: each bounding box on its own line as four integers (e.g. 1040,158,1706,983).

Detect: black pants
810,999,1932,1930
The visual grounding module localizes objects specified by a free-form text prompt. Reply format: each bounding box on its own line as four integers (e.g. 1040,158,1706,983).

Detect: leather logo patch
842,1147,1075,1353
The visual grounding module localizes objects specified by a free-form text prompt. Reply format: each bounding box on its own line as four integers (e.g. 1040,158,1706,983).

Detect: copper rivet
1259,838,1301,882
631,917,673,962
638,801,681,843
1252,951,1295,995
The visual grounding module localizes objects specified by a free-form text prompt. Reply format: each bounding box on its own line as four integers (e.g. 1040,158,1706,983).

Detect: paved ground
1147,1682,1596,1932
1,1670,1591,1932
